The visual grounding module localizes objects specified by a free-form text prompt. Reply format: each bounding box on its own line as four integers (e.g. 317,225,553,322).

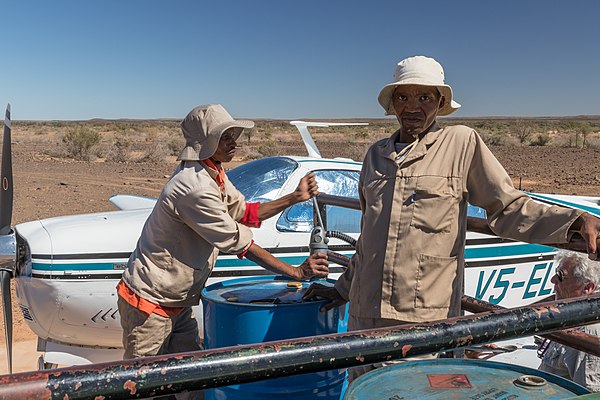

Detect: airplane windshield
277,169,361,233
467,203,487,219
227,157,298,202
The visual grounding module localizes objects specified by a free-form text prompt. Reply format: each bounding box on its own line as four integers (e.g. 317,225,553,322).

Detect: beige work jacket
122,161,253,307
335,124,583,322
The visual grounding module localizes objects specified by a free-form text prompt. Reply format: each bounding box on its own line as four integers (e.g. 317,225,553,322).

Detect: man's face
211,129,237,164
551,259,590,299
392,85,444,138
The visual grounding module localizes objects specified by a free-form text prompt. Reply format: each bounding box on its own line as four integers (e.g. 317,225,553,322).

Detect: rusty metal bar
1,294,600,400
327,249,351,266
317,193,360,211
317,193,597,254
465,216,592,253
461,294,600,357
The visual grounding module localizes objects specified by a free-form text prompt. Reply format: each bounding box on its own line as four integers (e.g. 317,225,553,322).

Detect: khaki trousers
347,315,436,383
118,297,203,399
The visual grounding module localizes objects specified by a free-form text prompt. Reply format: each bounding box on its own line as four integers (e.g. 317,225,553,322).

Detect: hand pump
309,197,328,256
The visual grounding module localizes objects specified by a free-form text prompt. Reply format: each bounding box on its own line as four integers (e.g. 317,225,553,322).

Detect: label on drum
427,374,473,389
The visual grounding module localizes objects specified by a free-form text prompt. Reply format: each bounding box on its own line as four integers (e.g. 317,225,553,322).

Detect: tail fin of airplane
289,121,368,158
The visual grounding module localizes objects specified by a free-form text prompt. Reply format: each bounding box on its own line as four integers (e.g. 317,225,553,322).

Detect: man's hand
293,173,319,203
574,213,600,260
245,243,328,281
292,253,328,280
303,282,347,312
256,173,319,221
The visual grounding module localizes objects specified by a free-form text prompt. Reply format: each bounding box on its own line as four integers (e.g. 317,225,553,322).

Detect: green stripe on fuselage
464,243,556,259
31,243,555,273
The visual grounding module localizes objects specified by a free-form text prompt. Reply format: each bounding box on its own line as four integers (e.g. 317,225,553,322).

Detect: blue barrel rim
202,275,336,308
345,358,590,397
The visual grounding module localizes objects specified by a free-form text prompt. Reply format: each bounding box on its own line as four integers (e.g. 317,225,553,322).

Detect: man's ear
583,282,597,295
439,96,446,109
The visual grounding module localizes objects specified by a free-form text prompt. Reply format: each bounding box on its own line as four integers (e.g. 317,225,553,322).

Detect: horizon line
3,115,600,123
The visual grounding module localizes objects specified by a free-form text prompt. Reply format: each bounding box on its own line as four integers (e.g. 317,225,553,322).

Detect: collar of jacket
182,160,220,181
195,160,218,179
382,122,444,164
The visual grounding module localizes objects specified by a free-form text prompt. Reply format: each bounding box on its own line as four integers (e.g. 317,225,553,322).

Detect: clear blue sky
1,0,599,120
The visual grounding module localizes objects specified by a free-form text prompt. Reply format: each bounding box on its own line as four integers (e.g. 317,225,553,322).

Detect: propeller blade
0,104,13,235
0,270,12,374
0,104,15,374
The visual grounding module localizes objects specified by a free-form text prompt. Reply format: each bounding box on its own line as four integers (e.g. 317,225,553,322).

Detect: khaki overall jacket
122,161,253,308
335,124,583,322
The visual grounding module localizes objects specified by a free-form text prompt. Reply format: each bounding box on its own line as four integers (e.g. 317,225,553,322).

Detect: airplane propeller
0,103,15,374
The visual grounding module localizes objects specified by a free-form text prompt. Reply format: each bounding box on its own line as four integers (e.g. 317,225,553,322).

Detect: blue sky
1,1,599,120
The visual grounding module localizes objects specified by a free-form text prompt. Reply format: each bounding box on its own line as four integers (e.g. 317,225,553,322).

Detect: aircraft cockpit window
467,203,487,219
277,170,361,233
227,157,298,202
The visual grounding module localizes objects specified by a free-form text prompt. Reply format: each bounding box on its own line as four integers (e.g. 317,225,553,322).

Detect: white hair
555,250,600,292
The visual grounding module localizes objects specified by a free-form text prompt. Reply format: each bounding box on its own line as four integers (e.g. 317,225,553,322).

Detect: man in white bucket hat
117,105,328,390
306,55,600,381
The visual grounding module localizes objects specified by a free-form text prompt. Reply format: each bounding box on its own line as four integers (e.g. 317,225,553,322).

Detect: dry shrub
513,120,533,145
530,133,551,146
479,131,507,146
105,132,132,162
62,126,101,160
585,137,600,150
236,145,262,160
258,141,277,156
144,129,158,143
137,143,169,163
167,137,185,156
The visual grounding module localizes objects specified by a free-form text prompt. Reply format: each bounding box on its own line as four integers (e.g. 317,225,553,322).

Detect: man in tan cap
305,55,600,380
117,104,328,367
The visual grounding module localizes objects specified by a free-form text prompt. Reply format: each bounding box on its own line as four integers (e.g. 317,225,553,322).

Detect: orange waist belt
117,280,183,317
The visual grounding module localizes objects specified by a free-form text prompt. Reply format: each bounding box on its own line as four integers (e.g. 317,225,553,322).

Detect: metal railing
1,193,599,399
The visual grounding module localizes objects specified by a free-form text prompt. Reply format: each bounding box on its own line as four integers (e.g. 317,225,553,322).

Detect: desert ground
1,117,600,374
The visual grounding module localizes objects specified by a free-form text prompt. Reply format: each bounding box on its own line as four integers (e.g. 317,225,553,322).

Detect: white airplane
1,105,599,374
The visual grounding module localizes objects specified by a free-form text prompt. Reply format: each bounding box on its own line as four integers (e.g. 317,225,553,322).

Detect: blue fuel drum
202,276,348,400
343,358,590,399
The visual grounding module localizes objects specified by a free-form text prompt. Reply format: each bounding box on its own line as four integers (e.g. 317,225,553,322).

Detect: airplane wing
109,194,157,210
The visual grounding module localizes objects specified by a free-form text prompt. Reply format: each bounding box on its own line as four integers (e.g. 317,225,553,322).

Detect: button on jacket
122,161,253,308
335,124,583,322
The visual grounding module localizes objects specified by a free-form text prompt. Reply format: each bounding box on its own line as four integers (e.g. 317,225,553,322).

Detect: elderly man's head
551,250,600,299
378,56,461,138
391,85,445,138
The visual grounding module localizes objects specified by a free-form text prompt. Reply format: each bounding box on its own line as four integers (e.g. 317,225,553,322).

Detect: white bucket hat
378,56,461,116
177,104,255,161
